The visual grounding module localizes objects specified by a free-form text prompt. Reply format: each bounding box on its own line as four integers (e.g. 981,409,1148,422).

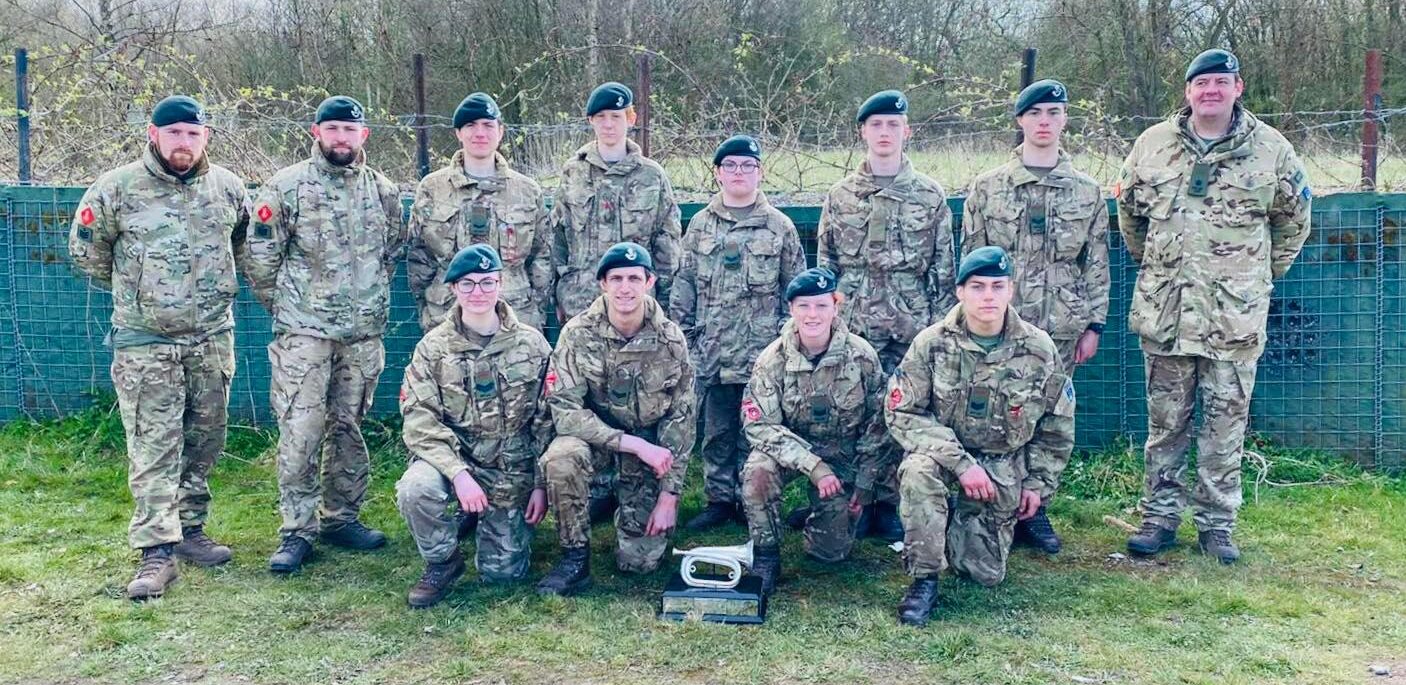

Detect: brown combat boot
127,544,178,601
174,526,232,567
408,549,466,609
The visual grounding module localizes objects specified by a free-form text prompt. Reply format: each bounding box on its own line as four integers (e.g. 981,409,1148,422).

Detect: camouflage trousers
1140,353,1257,532
898,451,1025,587
868,339,910,508
395,459,534,582
540,436,670,573
1053,337,1080,378
113,332,234,550
699,383,749,505
269,334,384,542
741,451,858,562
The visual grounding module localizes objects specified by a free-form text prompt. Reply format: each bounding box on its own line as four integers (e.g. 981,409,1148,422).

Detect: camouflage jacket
1117,105,1311,361
885,305,1076,498
408,151,554,331
962,147,1111,340
741,317,889,492
545,295,697,494
669,192,806,385
817,155,956,345
400,301,553,488
551,140,682,318
69,144,249,343
244,144,406,341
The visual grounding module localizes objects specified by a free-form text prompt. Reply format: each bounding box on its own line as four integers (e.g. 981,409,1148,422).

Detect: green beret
856,89,909,124
595,241,653,279
586,82,633,117
957,246,1013,285
1014,79,1068,116
443,244,503,283
453,92,500,129
315,96,365,124
1185,49,1240,82
712,134,762,166
785,267,837,302
151,95,206,127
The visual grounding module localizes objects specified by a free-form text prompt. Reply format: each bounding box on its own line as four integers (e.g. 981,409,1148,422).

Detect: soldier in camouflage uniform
739,268,888,595
961,79,1111,555
396,245,552,607
536,242,696,596
670,135,805,530
813,89,956,541
886,246,1076,626
244,96,406,573
408,92,554,331
1118,50,1311,564
68,95,248,600
552,82,683,525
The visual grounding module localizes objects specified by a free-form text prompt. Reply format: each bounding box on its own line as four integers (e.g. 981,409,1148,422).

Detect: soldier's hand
957,465,997,502
1074,329,1101,365
816,474,844,499
1017,489,1042,520
621,435,674,479
645,492,679,536
525,488,548,525
847,492,863,517
451,471,489,514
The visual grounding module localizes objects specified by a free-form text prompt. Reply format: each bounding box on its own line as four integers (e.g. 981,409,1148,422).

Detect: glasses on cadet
453,278,500,294
720,161,761,174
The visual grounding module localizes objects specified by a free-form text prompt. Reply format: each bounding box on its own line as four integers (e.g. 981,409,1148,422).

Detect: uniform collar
779,317,851,372
1173,103,1260,162
576,139,643,174
443,300,521,353
1001,145,1077,189
703,191,773,227
940,304,1032,360
583,294,668,345
446,150,511,190
853,154,917,198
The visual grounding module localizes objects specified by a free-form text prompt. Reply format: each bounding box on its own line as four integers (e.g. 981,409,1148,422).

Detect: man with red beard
69,95,250,599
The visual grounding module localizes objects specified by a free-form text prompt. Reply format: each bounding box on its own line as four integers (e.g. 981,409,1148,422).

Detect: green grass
2,402,1405,684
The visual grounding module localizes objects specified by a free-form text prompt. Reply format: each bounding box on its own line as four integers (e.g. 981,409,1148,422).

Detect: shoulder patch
887,386,904,410
1054,377,1076,417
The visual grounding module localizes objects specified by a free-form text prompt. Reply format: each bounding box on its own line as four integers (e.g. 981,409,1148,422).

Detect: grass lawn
1,403,1404,684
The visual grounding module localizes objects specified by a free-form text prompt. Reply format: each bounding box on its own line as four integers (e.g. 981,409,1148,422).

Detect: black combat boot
685,501,739,531
407,549,467,608
1013,505,1062,554
320,520,387,550
174,526,232,566
1197,529,1241,565
897,577,939,627
1127,520,1178,556
127,543,178,600
269,535,314,574
536,546,593,596
752,546,782,596
587,494,618,525
868,502,904,543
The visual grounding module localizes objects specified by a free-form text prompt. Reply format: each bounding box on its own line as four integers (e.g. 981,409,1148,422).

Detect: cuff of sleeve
949,455,976,476
1085,322,1105,334
436,462,469,483
807,461,835,487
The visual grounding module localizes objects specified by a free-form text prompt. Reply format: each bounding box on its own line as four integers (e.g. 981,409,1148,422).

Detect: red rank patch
256,203,273,222
78,206,95,226
887,387,904,410
544,368,558,396
1009,405,1023,419
742,398,762,423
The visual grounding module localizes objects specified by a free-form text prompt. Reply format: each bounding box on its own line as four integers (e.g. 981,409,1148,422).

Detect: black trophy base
657,572,767,625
